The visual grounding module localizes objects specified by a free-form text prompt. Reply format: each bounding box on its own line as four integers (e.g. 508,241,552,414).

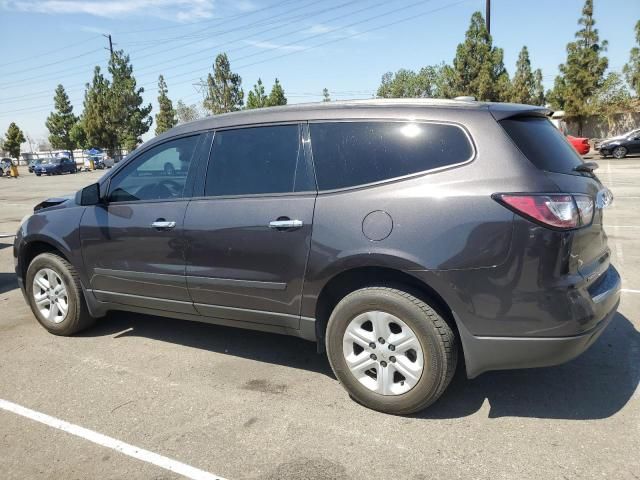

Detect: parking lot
0,160,638,479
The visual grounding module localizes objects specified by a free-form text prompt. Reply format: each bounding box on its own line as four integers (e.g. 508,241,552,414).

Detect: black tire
326,287,457,415
36,173,41,177
613,146,628,159
26,252,96,336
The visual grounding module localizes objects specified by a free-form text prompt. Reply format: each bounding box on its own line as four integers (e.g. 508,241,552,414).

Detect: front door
80,134,204,314
184,124,316,328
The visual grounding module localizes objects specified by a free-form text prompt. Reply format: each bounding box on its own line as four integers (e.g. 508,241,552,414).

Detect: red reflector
494,194,579,229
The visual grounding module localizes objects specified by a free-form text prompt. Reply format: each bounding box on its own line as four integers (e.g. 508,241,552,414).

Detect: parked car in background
33,157,77,176
95,156,115,169
567,135,590,155
14,100,619,415
597,128,640,158
28,158,46,173
0,158,14,176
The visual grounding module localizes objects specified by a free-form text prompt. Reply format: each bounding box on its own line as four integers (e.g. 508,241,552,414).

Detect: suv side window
108,135,199,202
309,121,474,190
205,124,312,196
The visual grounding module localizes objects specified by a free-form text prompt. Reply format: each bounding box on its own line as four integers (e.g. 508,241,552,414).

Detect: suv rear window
499,116,583,175
309,121,473,190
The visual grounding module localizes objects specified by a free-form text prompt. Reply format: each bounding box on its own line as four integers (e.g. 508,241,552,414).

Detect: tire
326,287,457,415
26,253,96,336
36,173,41,177
613,146,628,159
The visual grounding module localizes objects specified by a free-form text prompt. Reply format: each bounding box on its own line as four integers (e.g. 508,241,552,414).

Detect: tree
267,78,287,106
109,50,152,150
440,11,510,101
377,66,443,98
203,53,244,114
533,69,545,106
176,100,201,124
45,84,78,151
82,66,117,150
155,75,177,135
623,20,640,96
590,72,633,131
246,78,268,109
509,46,545,105
4,123,25,160
548,0,608,131
322,88,331,102
70,121,90,149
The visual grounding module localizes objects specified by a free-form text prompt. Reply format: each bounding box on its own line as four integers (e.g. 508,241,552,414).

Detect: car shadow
0,272,18,295
82,310,639,420
81,310,335,377
420,312,639,420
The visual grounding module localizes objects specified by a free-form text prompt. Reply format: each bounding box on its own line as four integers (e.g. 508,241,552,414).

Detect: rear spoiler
488,104,552,121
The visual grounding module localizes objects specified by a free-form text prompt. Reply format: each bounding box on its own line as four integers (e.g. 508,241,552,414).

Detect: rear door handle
269,219,303,230
151,220,176,230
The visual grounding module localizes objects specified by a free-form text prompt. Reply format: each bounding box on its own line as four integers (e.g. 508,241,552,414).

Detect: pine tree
4,122,25,160
203,53,244,114
509,46,544,105
109,50,152,150
623,20,640,96
440,11,510,101
533,69,545,106
267,78,287,106
82,66,117,150
155,75,177,134
322,88,331,102
246,78,268,109
70,120,89,149
548,0,608,131
45,84,78,150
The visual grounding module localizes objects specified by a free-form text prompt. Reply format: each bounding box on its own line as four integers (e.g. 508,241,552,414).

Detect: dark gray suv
13,99,620,414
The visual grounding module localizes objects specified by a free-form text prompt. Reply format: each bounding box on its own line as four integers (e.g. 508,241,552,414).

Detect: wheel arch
18,238,72,284
313,266,460,355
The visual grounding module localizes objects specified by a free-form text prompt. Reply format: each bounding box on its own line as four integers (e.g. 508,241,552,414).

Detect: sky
0,0,638,147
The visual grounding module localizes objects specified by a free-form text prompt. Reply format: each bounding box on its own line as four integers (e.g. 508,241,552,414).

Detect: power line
0,0,321,89
0,0,469,117
2,48,104,78
1,35,102,67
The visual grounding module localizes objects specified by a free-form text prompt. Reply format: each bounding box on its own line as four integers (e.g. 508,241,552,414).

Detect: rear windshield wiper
574,161,599,173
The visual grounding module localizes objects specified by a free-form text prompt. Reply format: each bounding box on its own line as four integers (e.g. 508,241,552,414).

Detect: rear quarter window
499,116,583,175
309,121,474,190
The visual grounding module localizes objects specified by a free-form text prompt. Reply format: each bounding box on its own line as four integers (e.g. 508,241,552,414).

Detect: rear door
499,116,611,276
184,123,316,328
80,134,207,314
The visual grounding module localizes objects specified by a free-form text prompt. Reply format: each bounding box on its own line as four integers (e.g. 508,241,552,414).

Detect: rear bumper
458,265,621,378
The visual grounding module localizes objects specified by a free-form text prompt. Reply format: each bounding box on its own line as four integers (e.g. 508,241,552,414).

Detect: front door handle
269,219,303,230
151,220,176,230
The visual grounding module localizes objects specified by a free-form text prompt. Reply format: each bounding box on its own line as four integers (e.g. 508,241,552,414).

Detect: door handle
269,219,303,230
151,220,176,230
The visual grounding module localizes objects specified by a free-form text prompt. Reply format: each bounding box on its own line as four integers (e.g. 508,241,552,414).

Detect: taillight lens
494,194,594,230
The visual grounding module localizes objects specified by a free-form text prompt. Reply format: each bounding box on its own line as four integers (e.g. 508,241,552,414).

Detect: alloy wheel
32,268,69,324
342,310,424,395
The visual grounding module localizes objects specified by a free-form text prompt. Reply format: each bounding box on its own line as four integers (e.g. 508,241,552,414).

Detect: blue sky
0,0,638,146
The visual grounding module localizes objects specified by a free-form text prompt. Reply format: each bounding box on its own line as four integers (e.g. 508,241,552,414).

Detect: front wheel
26,253,96,336
326,287,457,415
613,146,628,159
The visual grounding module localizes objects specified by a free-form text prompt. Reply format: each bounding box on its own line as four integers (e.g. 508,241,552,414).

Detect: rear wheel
26,253,95,336
326,287,457,415
613,146,628,159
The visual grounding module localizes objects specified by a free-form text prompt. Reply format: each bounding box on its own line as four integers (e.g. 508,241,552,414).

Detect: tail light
493,193,594,230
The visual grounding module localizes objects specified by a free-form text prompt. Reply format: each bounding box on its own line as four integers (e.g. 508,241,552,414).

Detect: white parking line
0,399,226,480
621,289,640,294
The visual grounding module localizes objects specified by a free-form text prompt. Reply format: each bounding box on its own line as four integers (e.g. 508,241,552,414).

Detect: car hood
36,163,58,170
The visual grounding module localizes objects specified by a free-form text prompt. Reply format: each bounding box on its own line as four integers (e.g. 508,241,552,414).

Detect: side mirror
79,182,102,206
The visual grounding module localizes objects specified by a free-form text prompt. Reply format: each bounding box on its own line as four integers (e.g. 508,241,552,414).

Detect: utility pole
485,0,491,35
103,33,114,60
